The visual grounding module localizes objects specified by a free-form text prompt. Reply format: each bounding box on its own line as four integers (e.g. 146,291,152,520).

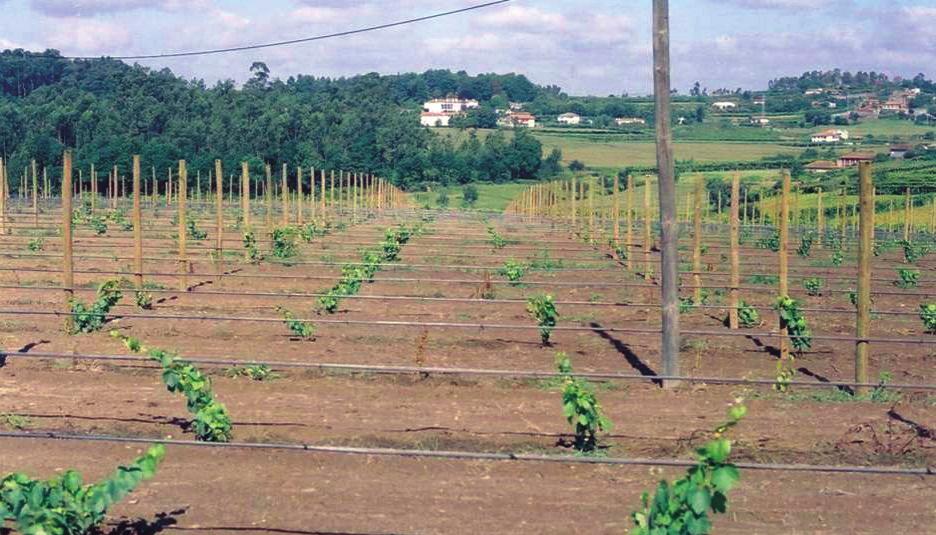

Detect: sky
0,0,933,95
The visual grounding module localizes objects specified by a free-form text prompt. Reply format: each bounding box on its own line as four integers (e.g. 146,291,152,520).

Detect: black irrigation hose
2,309,936,345
3,350,935,391
0,284,926,317
0,431,929,476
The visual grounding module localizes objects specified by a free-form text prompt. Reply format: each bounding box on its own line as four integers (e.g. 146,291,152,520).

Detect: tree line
0,50,560,192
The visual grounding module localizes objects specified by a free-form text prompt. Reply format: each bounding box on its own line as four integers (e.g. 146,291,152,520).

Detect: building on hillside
497,111,536,128
420,112,452,127
508,102,524,111
615,117,646,125
890,143,913,159
557,112,581,125
804,88,825,96
749,117,770,126
837,151,875,167
805,160,838,173
712,101,737,111
811,129,849,143
422,98,479,114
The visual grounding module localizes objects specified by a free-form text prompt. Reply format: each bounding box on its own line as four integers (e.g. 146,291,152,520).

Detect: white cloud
43,17,131,53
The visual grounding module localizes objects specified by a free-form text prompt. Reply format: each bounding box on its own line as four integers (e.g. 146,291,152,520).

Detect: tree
568,160,586,172
694,105,705,123
539,148,563,178
461,184,478,207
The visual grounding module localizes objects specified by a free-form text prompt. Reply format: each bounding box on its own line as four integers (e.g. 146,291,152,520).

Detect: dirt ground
0,207,934,534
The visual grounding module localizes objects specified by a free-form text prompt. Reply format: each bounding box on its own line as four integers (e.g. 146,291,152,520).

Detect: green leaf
687,486,711,515
711,465,740,493
703,438,731,464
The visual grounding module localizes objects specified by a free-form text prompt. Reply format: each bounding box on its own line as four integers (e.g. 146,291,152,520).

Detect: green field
411,182,531,212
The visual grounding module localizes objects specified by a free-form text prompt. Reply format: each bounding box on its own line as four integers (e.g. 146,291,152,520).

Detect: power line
59,0,511,60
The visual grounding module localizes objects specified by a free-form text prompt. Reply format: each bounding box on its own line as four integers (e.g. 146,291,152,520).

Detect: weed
227,364,278,381
498,259,527,285
920,303,936,334
0,414,31,430
736,300,759,328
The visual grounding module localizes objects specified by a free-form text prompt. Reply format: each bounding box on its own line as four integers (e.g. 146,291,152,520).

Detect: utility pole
653,0,680,387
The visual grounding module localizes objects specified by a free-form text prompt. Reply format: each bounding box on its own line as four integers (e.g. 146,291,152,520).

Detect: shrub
631,402,747,535
737,300,759,328
920,303,936,334
756,230,780,252
775,296,811,352
111,332,233,442
0,445,165,535
271,226,298,259
527,294,559,345
243,230,263,263
556,352,611,452
69,279,123,333
901,240,929,264
498,259,527,285
895,268,919,289
796,232,815,257
803,277,823,296
276,306,315,339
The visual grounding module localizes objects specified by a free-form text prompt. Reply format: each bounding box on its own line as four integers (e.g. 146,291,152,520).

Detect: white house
498,111,536,128
750,117,770,126
615,117,646,125
712,101,737,111
811,129,849,143
422,98,479,114
420,112,451,127
557,112,581,125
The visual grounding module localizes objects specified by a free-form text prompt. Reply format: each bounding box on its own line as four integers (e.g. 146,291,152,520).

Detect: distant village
418,97,645,130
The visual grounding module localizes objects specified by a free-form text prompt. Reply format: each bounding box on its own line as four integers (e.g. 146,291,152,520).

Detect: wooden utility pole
855,162,873,396
653,0,680,386
728,172,740,329
62,151,74,333
132,155,144,290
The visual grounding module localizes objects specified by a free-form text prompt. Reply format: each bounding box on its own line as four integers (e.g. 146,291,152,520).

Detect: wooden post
242,162,251,229
612,174,620,245
281,163,289,227
626,174,634,270
330,170,335,216
778,171,791,367
588,177,595,243
178,160,188,291
320,169,327,219
729,172,740,329
31,159,38,227
215,160,224,281
903,187,910,241
855,162,873,396
62,151,74,333
0,158,7,235
111,166,117,209
570,176,577,228
653,0,680,386
643,175,652,279
693,175,703,303
296,166,304,225
91,164,97,213
132,155,143,291
263,164,273,232
0,158,5,236
309,167,318,223
816,187,824,248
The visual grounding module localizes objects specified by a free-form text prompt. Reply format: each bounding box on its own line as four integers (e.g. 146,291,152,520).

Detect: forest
0,49,557,190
